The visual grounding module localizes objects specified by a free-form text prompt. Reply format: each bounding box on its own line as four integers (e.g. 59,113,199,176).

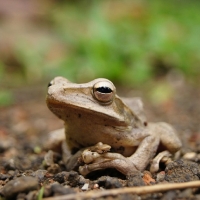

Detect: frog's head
46,76,135,126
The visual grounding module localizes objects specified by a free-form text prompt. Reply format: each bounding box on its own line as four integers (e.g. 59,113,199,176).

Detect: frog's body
46,77,182,175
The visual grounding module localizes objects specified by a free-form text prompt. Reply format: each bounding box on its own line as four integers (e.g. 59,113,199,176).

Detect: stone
1,176,38,199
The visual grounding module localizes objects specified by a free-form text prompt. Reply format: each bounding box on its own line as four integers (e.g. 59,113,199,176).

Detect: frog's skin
46,77,182,176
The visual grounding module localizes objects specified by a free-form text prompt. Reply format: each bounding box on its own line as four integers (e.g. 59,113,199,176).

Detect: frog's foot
150,150,172,173
79,158,136,176
80,142,110,163
79,144,137,176
81,148,126,164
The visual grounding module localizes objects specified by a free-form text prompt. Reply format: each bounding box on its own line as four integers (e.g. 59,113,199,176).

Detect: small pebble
81,183,89,191
33,170,48,181
44,150,54,166
51,183,75,196
92,183,99,189
47,164,61,174
156,171,165,182
127,171,145,187
98,176,123,188
143,171,155,185
0,173,10,180
183,152,197,160
2,176,38,199
67,171,80,187
54,171,69,183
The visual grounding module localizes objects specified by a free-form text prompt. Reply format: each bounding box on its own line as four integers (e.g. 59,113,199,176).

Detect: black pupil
96,86,112,93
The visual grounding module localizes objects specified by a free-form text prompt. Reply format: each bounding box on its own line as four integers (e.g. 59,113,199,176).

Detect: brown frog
46,77,182,176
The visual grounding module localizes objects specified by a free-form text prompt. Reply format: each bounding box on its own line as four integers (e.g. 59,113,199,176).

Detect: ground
0,80,200,200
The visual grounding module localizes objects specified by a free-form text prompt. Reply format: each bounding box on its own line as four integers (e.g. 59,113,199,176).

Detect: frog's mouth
46,94,130,128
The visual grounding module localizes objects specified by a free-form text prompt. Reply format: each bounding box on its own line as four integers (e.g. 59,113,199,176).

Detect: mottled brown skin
46,77,182,176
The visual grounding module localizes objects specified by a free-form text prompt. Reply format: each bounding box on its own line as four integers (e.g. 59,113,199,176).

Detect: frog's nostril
48,82,52,87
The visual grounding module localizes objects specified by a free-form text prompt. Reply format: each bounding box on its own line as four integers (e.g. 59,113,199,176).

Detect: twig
43,180,200,200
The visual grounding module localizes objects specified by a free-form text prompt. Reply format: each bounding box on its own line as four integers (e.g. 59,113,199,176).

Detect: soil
0,80,200,200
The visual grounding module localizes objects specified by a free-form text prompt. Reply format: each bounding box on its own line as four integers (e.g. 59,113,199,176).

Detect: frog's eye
93,81,115,103
48,82,52,87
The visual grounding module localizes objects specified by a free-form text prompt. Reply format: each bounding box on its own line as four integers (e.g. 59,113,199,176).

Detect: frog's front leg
64,142,111,171
129,122,181,172
80,146,137,176
79,129,160,176
127,130,160,172
79,157,135,176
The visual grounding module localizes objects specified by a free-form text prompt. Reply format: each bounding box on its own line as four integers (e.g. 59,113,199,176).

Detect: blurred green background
0,0,200,106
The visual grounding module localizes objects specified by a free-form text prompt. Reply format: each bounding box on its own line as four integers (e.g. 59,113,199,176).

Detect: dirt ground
0,79,200,200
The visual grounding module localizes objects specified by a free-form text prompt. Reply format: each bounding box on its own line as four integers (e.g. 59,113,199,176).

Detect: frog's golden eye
93,81,115,103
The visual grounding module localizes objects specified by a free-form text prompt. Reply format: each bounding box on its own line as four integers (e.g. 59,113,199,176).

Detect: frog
46,76,182,176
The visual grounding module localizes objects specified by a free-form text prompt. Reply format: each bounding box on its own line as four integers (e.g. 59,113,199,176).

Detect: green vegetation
0,90,13,106
37,186,44,200
0,0,200,105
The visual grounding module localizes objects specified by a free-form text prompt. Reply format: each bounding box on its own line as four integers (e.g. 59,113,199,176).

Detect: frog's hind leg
149,122,182,173
78,134,160,176
157,122,182,153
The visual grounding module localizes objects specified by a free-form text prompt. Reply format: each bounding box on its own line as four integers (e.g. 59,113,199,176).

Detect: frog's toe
150,150,172,173
81,143,115,164
81,149,102,163
90,142,111,153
